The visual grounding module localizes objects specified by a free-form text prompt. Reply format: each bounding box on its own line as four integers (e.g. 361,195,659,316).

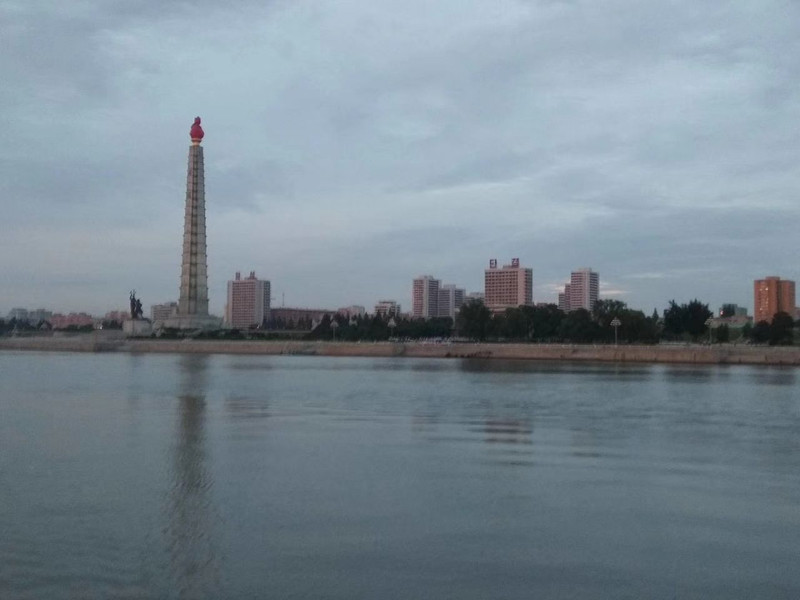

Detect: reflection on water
748,367,797,387
2,354,800,599
164,355,221,599
481,419,532,445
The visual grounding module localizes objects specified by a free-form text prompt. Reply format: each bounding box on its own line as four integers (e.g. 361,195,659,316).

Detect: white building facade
225,271,271,329
412,275,441,319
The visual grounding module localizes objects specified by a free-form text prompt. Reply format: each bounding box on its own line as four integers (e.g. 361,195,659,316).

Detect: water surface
1,352,799,599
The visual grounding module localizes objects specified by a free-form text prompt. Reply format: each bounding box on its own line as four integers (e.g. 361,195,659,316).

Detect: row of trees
306,314,454,341
3,301,796,346
0,318,46,333
298,299,694,344
457,298,796,345
748,312,795,346
457,300,662,344
298,299,796,346
0,317,116,334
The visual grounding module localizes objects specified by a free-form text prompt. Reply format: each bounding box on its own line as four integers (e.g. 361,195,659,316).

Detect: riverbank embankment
2,334,800,365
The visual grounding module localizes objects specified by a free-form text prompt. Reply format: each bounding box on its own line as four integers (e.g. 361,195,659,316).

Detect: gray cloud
2,0,799,315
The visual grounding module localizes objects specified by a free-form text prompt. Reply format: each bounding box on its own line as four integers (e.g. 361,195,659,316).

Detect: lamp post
330,319,339,342
610,317,621,346
705,317,713,344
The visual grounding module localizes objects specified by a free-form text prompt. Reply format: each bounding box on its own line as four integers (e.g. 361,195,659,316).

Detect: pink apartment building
484,258,533,313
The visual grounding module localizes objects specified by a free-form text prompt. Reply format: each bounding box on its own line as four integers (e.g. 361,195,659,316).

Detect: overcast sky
2,0,799,317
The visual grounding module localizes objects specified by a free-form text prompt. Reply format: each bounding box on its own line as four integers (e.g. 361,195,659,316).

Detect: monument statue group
129,291,144,320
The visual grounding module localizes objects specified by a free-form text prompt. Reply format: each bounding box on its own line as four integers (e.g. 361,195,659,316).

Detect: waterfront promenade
2,334,800,365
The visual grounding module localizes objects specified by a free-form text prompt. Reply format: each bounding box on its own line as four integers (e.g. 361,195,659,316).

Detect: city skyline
2,2,799,316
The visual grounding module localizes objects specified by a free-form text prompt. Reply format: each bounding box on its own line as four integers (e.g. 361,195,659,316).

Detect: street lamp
705,317,713,344
330,319,339,342
610,317,621,346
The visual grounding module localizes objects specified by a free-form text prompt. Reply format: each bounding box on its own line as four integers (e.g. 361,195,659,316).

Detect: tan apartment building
754,276,795,323
484,258,533,313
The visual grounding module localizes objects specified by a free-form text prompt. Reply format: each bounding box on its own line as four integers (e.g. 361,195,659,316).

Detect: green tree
750,320,770,344
769,312,794,346
662,300,684,339
686,300,713,339
620,309,660,344
590,300,658,344
456,300,492,341
558,309,600,343
592,299,627,326
662,299,712,341
714,324,730,343
529,304,563,341
498,307,533,340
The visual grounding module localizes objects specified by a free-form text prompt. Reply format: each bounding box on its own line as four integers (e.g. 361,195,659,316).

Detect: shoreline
2,335,800,366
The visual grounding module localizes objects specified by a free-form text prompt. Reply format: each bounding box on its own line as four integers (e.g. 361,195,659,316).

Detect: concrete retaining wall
3,336,800,366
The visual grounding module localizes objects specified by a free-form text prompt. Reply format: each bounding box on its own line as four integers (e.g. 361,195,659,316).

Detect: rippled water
1,352,799,599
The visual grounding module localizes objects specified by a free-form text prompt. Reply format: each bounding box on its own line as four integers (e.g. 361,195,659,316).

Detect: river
1,352,798,598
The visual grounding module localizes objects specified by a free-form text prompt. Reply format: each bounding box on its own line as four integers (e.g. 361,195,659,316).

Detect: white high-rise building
557,285,571,312
412,275,440,319
561,268,599,312
438,284,465,320
225,271,271,329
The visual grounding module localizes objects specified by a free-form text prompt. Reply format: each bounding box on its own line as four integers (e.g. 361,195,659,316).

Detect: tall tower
164,117,220,330
178,116,209,317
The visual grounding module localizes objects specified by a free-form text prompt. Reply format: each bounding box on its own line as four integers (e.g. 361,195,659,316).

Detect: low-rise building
7,308,29,322
718,303,748,318
338,305,366,318
374,300,401,317
268,307,333,330
50,313,95,329
150,302,178,323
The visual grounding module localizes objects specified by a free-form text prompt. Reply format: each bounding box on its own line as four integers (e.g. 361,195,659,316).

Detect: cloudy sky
2,0,799,317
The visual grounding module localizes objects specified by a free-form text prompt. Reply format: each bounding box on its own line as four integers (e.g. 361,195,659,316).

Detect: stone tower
164,117,220,330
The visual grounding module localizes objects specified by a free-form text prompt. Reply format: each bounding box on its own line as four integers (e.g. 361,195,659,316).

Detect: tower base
123,319,154,337
160,315,222,331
